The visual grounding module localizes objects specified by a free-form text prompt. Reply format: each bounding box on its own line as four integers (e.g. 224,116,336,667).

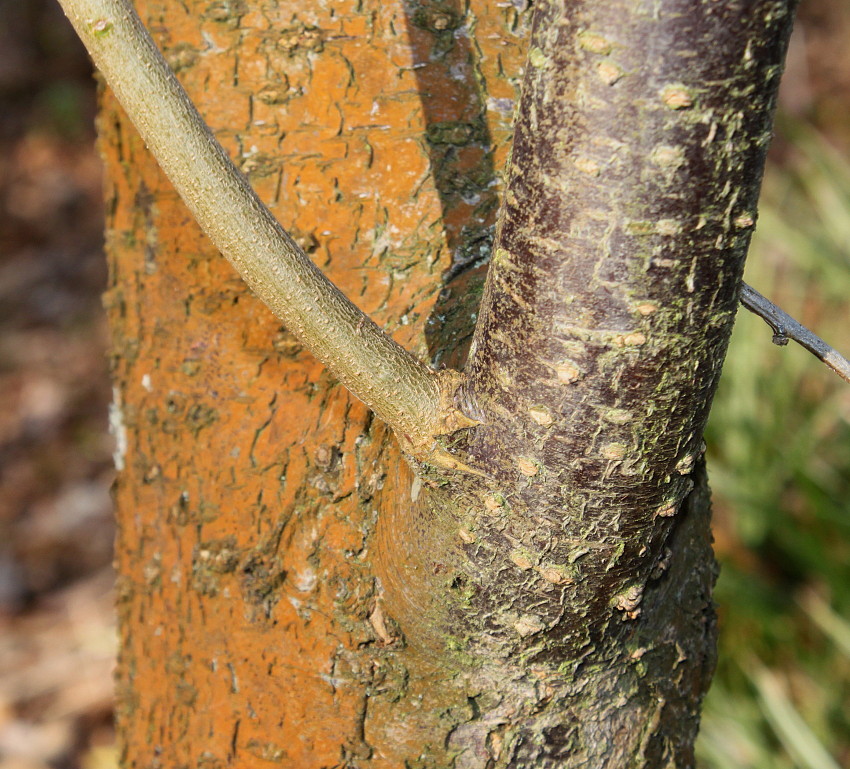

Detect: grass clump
699,125,850,768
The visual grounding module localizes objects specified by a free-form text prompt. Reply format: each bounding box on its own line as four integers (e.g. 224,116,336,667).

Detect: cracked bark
93,0,795,767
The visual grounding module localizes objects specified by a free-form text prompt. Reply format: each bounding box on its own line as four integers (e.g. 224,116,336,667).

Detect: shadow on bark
401,0,500,367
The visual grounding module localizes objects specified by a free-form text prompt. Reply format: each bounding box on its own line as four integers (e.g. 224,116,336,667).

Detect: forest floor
0,2,114,767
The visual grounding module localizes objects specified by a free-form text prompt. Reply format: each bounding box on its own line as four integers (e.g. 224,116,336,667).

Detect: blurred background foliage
699,1,850,763
700,127,850,768
0,0,848,767
0,0,115,767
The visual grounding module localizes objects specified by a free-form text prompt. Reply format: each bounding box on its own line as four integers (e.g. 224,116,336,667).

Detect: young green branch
740,283,850,385
57,0,470,458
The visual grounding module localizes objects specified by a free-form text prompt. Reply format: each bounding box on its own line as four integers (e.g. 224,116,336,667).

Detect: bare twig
739,283,850,385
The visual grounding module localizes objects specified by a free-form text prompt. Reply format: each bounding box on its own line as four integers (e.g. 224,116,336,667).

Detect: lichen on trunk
76,0,798,766
380,0,797,765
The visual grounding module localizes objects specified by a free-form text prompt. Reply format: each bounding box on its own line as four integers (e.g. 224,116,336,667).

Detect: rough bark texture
103,0,794,767
105,2,526,767
380,1,796,766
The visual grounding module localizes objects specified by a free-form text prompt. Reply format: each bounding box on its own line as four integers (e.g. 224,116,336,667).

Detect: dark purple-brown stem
381,1,798,766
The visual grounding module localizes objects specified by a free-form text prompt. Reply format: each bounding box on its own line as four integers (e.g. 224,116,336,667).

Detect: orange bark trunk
103,1,525,765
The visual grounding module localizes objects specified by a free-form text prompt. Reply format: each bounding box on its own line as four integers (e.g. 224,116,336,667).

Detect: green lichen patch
528,46,548,68
425,121,485,146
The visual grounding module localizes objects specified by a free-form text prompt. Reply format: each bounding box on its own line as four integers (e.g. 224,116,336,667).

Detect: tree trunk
99,0,794,767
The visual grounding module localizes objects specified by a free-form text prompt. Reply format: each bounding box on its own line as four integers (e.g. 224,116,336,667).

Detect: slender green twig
740,283,850,385
56,0,472,456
